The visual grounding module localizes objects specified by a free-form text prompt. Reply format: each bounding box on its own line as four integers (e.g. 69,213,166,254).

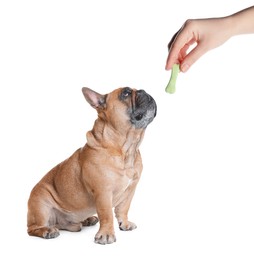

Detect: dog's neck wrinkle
86,119,144,159
121,128,144,168
86,119,129,149
99,119,126,144
122,128,144,152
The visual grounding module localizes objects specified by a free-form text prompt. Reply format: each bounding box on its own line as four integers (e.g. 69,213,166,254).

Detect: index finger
165,26,195,70
165,30,181,70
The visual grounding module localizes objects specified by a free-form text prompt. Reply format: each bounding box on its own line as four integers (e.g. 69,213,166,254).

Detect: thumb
181,43,208,72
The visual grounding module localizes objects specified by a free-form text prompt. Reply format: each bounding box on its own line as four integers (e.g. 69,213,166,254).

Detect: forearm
228,6,254,36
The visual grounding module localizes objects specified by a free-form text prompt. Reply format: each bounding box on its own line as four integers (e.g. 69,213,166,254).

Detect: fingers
179,41,208,72
165,31,180,70
165,23,195,71
167,30,180,51
166,18,230,72
166,40,207,73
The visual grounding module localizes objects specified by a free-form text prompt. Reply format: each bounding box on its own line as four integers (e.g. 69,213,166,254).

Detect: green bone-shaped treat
165,64,180,94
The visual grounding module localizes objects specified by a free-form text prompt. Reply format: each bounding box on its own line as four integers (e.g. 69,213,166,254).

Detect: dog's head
82,87,157,130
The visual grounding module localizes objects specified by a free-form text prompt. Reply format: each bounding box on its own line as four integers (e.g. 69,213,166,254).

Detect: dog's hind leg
59,222,82,232
27,199,60,239
59,216,98,232
28,226,60,239
55,215,98,232
82,216,99,227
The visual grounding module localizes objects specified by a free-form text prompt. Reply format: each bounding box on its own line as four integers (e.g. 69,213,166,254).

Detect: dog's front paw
119,221,137,231
94,230,116,245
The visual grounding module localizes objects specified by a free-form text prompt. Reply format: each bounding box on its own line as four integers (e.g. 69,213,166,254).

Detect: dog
27,86,157,244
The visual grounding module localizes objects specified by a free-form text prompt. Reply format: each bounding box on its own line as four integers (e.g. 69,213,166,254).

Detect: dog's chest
112,153,141,187
120,168,135,189
112,168,137,206
115,175,132,195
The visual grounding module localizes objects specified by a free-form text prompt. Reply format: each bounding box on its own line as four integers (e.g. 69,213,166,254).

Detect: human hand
165,18,232,72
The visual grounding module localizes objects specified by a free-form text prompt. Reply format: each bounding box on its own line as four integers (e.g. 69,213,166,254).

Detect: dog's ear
82,87,106,109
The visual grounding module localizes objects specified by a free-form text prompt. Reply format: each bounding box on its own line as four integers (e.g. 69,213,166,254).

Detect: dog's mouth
130,89,157,129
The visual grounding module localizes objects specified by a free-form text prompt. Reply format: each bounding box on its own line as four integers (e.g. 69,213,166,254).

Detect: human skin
165,6,254,72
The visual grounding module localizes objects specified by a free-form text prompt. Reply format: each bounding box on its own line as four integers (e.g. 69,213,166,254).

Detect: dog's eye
121,87,132,98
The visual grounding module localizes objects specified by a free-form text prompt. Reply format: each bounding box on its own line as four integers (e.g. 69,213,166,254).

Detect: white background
1,0,254,259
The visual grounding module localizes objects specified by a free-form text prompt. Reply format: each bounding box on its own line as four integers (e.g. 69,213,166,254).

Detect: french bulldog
27,87,157,244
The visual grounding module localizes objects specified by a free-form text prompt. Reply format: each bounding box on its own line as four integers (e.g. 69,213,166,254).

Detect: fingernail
181,63,189,72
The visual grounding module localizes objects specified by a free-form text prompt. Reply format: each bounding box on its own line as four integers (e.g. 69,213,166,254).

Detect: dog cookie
165,63,180,94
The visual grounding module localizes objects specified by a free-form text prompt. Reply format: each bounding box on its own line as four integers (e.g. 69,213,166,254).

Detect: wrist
226,6,254,36
223,16,236,38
